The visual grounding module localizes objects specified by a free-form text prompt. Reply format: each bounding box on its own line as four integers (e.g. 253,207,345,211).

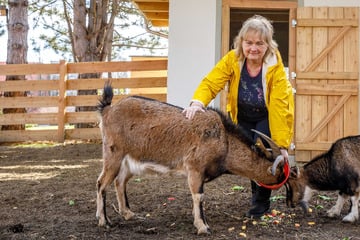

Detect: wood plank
0,63,60,75
66,77,167,90
225,0,297,9
0,130,58,142
130,87,167,94
66,112,99,124
288,8,296,87
295,7,313,162
0,79,58,91
220,2,231,111
134,2,168,12
0,96,59,108
311,7,328,149
295,83,357,95
142,12,168,20
296,72,358,80
58,60,67,142
327,7,345,142
295,141,332,151
297,19,358,27
66,93,167,107
343,8,359,136
303,94,351,142
0,113,58,125
66,95,99,107
67,60,168,74
0,58,168,143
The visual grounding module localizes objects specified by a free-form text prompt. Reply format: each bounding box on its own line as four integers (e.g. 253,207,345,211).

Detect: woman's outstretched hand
182,102,205,119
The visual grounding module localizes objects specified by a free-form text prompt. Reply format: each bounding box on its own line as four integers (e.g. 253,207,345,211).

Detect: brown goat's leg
96,156,122,227
115,165,135,220
96,171,112,227
187,170,210,235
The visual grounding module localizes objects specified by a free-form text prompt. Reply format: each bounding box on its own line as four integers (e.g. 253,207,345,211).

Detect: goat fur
96,83,286,234
286,135,360,223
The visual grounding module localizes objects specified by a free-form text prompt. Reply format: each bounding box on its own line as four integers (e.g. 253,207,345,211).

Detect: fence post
58,60,67,142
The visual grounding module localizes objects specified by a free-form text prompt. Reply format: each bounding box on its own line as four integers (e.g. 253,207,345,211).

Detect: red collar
255,160,290,190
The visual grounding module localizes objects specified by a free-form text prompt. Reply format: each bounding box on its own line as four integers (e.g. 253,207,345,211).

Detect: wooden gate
294,7,359,162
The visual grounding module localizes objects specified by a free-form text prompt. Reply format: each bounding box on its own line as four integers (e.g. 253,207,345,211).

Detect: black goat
285,135,360,222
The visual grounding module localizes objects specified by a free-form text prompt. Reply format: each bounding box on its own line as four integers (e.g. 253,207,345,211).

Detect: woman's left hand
280,148,289,162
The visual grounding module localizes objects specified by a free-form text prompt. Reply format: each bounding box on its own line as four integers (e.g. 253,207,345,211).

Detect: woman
183,15,294,218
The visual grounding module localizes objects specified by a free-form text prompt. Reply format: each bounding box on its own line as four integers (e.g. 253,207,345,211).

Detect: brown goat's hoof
98,217,113,228
123,211,135,220
197,227,211,235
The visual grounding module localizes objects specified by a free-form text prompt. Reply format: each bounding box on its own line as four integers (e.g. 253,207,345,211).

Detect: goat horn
251,129,281,158
271,155,284,176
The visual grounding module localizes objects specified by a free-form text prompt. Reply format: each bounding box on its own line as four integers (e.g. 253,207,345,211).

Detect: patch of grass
270,195,286,202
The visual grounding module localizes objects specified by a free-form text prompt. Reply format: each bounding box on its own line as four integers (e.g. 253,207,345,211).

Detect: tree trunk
2,0,28,131
73,0,117,128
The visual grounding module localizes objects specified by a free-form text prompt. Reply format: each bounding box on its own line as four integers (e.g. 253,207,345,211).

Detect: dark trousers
238,117,272,207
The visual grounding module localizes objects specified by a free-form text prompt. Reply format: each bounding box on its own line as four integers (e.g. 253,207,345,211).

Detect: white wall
300,0,360,7
167,0,222,108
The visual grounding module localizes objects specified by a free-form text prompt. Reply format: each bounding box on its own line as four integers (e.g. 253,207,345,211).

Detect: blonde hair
233,15,278,62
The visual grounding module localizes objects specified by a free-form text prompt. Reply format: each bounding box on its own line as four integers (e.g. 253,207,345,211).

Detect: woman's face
242,30,268,63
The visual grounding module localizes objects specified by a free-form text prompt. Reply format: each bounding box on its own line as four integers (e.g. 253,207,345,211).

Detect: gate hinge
291,19,297,27
291,72,297,79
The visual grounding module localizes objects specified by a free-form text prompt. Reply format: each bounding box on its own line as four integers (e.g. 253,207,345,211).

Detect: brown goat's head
285,166,308,212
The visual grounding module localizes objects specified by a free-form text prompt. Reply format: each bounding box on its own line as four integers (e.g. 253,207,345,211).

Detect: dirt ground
0,141,359,240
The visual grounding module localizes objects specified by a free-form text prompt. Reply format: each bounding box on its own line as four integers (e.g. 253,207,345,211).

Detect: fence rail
0,59,167,143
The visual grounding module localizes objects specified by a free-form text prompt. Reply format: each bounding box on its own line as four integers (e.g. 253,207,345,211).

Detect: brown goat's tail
97,82,113,115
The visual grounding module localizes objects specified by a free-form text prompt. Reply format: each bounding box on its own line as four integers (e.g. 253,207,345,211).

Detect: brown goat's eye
110,145,115,152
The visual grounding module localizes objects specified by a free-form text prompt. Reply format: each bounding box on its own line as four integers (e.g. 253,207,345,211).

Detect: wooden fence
0,59,167,143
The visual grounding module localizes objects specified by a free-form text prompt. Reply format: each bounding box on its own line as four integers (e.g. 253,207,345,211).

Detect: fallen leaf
239,232,247,237
232,185,244,191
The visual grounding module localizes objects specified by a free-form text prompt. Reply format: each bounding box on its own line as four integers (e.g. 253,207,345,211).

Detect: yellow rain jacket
192,49,294,148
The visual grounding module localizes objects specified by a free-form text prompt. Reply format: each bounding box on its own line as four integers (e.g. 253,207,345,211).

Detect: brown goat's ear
251,129,281,158
255,138,272,159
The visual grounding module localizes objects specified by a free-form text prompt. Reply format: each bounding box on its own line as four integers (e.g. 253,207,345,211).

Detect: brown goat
285,135,360,223
96,83,286,235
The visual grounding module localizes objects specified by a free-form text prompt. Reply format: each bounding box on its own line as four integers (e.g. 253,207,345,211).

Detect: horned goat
96,83,286,235
285,135,360,223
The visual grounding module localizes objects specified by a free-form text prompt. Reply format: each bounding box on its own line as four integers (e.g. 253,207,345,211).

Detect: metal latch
291,19,297,27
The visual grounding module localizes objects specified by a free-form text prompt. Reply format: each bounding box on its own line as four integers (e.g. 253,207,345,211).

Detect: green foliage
318,194,332,201
270,195,286,202
231,185,244,191
315,205,324,209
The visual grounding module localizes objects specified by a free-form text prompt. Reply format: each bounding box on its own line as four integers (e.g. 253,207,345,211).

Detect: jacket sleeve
192,51,236,107
268,65,295,149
